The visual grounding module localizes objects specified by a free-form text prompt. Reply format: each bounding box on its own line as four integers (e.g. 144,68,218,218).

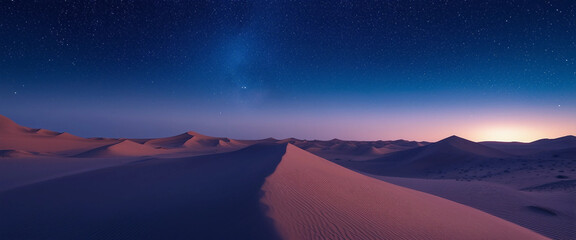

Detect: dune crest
0,115,28,133
75,139,161,157
143,131,246,150
344,135,512,176
261,144,547,240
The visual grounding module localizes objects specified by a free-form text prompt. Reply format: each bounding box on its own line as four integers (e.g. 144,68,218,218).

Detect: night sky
1,1,575,142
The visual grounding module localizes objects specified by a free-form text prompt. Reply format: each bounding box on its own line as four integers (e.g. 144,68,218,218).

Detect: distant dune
0,115,118,155
144,131,246,149
0,114,572,239
283,138,427,161
75,139,164,157
482,135,576,156
343,135,511,177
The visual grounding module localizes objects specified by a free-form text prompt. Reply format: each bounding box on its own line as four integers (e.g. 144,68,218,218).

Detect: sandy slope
0,115,119,155
144,131,246,149
482,135,576,155
0,115,255,192
283,138,426,161
0,144,286,240
261,144,547,240
375,176,576,240
0,114,566,239
342,135,512,177
75,139,165,157
0,156,142,192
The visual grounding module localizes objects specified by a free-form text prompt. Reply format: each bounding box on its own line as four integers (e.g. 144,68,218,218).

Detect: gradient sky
1,0,575,142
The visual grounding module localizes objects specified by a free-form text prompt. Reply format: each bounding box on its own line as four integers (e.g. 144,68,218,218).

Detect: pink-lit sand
1,114,571,239
261,144,547,240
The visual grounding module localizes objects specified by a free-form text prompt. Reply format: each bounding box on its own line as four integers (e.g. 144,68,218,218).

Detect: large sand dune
374,176,576,240
0,114,568,239
284,138,427,161
261,144,547,240
339,135,576,240
343,135,511,177
0,115,119,155
482,135,576,156
0,142,548,240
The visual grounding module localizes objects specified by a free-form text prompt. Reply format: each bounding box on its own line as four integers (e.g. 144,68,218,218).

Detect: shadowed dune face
341,135,513,177
0,115,569,239
0,141,549,240
283,138,427,161
0,143,286,240
481,135,576,156
0,149,36,158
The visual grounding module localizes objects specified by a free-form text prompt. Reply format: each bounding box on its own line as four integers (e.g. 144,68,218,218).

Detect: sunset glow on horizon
1,1,574,142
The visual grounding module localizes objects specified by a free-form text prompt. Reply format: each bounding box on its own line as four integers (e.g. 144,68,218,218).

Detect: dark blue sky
1,0,575,141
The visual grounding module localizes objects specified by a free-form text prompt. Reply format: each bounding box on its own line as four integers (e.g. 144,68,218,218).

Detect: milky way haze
1,1,574,141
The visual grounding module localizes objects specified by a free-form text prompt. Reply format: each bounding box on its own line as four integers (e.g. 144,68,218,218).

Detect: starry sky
1,0,575,142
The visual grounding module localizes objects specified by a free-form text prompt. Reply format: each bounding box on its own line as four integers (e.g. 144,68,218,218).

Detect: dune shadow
524,206,558,216
0,143,286,240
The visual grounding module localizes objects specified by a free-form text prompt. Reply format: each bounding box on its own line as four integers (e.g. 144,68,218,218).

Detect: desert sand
374,176,576,240
340,135,576,240
262,144,547,240
1,114,570,239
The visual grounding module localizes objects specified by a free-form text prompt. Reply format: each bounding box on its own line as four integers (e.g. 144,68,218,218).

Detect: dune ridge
343,135,512,176
143,131,246,150
0,114,571,239
482,135,576,155
75,139,163,157
0,143,286,240
261,144,547,240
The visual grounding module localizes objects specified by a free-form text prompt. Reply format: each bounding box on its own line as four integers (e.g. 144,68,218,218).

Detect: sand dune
375,176,576,240
0,149,37,158
144,131,246,150
143,132,196,148
282,138,426,161
341,136,576,239
343,135,511,176
0,143,286,240
0,156,144,192
531,135,576,149
522,180,576,192
75,139,164,157
533,147,576,160
0,142,548,240
0,114,28,133
261,144,547,240
0,115,247,157
0,115,119,155
33,128,61,136
0,115,252,192
0,114,568,239
482,135,576,155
